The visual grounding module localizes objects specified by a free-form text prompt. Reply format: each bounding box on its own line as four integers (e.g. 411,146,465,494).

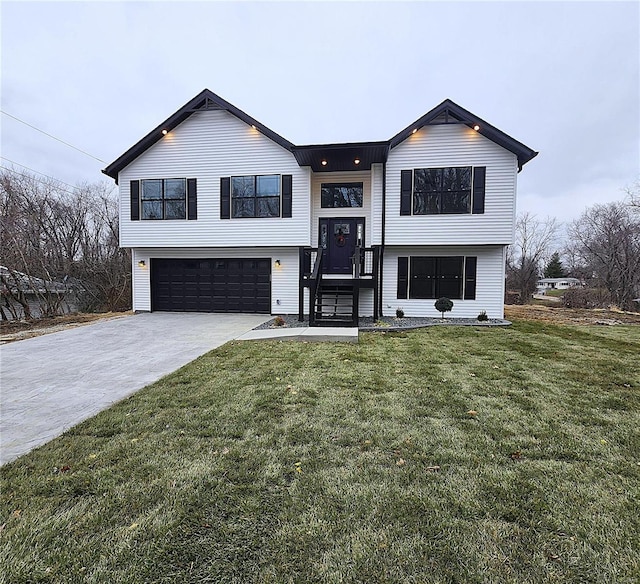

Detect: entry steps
314,283,356,327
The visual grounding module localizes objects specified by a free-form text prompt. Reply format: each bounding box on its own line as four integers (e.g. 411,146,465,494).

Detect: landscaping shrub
395,307,405,318
477,310,488,321
434,297,453,319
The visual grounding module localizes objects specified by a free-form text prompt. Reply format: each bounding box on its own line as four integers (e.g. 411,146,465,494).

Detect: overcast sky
1,1,638,225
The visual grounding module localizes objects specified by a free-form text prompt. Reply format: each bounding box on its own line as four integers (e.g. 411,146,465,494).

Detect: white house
103,89,537,325
537,277,582,292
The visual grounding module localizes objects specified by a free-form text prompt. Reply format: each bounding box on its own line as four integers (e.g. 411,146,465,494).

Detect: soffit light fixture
354,158,360,165
321,159,328,166
473,124,480,131
412,128,418,134
161,129,168,135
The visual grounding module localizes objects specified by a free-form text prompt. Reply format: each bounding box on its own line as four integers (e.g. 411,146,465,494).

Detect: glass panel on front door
319,218,364,275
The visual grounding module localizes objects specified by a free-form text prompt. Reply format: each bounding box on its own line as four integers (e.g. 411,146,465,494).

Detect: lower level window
398,255,477,300
411,256,463,299
141,179,186,219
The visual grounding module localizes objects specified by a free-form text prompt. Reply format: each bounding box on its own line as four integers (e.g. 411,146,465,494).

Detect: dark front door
319,218,365,274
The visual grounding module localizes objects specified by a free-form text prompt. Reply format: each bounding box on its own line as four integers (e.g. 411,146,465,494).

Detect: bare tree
0,168,131,319
506,212,559,302
567,199,640,311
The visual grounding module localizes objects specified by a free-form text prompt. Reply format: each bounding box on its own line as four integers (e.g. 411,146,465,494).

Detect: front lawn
1,321,638,583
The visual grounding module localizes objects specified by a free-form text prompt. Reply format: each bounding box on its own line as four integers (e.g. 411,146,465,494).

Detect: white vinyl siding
385,124,518,246
119,110,311,248
311,170,372,247
371,163,383,245
383,245,507,319
132,247,299,315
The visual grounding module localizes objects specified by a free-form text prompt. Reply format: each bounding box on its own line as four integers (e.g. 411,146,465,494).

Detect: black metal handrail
308,251,323,326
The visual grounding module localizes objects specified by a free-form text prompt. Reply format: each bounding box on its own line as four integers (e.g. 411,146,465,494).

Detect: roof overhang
102,89,294,182
103,91,538,182
291,141,389,172
389,99,538,171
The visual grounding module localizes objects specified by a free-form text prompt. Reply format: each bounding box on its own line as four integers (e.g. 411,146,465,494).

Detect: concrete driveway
0,312,269,465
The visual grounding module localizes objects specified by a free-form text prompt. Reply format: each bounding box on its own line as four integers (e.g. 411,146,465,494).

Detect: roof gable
389,99,538,170
102,89,294,180
103,92,537,180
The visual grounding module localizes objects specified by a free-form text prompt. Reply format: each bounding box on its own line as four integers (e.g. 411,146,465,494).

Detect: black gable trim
102,89,295,182
389,99,538,170
103,94,537,184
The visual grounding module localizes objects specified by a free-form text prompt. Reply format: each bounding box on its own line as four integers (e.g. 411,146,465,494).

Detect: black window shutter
220,177,230,219
130,180,140,221
187,178,197,220
397,257,409,299
464,256,477,300
282,174,292,218
472,167,486,214
400,170,412,215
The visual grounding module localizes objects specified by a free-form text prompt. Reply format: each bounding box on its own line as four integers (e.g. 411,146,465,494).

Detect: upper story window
414,167,471,214
141,178,186,220
321,182,363,208
400,166,485,216
232,175,280,218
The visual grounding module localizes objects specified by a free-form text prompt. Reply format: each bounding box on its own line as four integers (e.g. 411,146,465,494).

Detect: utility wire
1,165,83,197
0,156,82,192
1,158,116,198
1,110,107,164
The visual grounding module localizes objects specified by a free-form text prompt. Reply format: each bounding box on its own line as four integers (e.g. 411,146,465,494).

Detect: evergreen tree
544,252,566,278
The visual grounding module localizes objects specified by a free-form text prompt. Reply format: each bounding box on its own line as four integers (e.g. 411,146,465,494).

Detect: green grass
2,321,639,583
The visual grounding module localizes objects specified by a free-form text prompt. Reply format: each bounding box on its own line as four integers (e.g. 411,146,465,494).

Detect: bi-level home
103,89,537,325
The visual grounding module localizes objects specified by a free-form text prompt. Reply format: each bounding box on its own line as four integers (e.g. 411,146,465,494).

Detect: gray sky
1,1,638,224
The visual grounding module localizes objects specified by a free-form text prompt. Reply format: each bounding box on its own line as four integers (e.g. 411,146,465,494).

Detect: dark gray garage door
151,258,271,313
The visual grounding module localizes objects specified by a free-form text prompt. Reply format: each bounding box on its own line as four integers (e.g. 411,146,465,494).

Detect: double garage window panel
141,179,186,220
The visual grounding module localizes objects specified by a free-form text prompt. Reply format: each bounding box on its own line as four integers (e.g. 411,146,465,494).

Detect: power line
1,159,116,198
1,110,107,164
0,157,82,192
1,165,82,197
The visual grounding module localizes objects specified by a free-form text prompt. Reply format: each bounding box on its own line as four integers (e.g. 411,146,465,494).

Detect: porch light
138,260,146,268
321,159,328,166
473,124,480,131
161,129,168,135
354,158,360,165
275,259,281,267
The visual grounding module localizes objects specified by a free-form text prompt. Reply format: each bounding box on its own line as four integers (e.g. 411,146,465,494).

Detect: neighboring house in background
103,89,537,325
0,266,76,320
537,277,582,292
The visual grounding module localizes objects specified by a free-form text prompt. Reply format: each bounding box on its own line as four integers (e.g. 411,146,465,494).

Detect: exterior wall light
275,259,281,267
138,260,146,268
473,125,480,131
161,129,168,135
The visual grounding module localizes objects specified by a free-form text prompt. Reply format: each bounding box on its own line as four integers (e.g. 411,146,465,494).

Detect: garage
151,258,271,313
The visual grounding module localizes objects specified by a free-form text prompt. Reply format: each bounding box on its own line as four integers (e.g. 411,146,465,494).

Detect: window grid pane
231,175,281,218
413,167,471,215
